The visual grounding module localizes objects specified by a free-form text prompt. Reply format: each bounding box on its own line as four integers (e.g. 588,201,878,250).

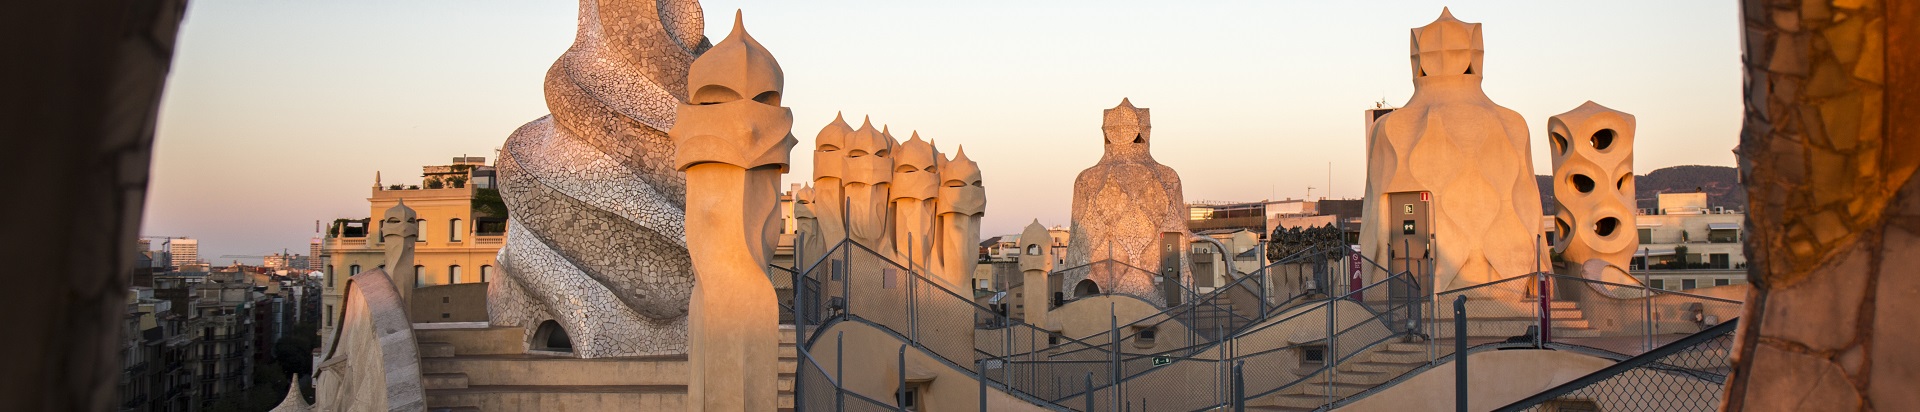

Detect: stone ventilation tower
1064,98,1193,307
1548,102,1640,285
1360,8,1544,290
489,0,708,358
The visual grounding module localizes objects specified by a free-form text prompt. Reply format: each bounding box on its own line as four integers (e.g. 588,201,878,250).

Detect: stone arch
532,320,573,352
1074,279,1101,296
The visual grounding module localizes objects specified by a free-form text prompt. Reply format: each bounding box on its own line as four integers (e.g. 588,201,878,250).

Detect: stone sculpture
1064,98,1192,307
843,119,894,252
892,133,941,261
808,114,854,257
1359,8,1544,290
671,11,795,411
380,200,419,304
1548,102,1641,289
793,184,828,260
1017,220,1053,327
934,147,986,288
488,0,708,358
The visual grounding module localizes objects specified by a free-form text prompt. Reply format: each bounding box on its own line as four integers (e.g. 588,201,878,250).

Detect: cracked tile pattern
1728,0,1919,409
1064,99,1192,307
487,0,707,358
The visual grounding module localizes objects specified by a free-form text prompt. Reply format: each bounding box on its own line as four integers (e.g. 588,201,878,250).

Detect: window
449,265,463,284
1715,278,1730,287
1651,279,1665,290
326,305,333,327
1682,279,1697,290
349,264,360,276
1300,344,1327,366
327,265,335,287
1710,253,1731,269
1637,228,1653,244
449,218,463,242
480,265,492,283
417,219,428,242
415,265,426,287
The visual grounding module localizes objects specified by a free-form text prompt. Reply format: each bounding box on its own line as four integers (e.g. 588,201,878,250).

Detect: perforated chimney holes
1595,217,1620,237
1590,129,1616,150
1617,174,1631,190
1550,132,1569,156
1571,174,1596,193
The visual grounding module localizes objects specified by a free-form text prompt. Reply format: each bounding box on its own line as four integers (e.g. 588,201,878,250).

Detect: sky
144,0,1742,263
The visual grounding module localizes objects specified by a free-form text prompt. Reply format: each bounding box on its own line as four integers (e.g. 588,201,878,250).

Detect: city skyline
144,0,1740,263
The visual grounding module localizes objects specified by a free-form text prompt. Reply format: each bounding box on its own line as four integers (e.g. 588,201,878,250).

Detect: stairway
1189,299,1243,341
1431,298,1598,340
418,325,800,411
1246,342,1431,411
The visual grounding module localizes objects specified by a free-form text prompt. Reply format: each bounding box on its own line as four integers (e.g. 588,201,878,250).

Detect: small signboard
1349,249,1364,300
1152,356,1171,366
1404,204,1415,214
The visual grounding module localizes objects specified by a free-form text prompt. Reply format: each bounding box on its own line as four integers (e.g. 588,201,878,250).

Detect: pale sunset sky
144,1,1742,263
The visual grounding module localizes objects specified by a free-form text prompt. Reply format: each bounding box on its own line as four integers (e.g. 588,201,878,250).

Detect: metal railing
780,231,1745,411
1495,319,1739,412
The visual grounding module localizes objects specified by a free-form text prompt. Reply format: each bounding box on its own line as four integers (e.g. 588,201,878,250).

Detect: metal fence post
794,232,806,410
908,234,916,342
1326,283,1338,408
1232,360,1246,412
1109,304,1120,409
1085,373,1095,412
978,358,987,412
898,344,909,412
1454,295,1467,412
836,331,845,412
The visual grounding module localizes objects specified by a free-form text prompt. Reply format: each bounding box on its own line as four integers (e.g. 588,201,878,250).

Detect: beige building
320,157,505,344
169,238,199,269
1544,192,1746,291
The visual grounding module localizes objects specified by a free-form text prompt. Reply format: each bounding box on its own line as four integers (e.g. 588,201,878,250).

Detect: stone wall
1725,0,1919,409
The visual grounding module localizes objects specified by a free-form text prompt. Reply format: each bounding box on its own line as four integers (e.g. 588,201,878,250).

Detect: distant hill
1537,165,1746,214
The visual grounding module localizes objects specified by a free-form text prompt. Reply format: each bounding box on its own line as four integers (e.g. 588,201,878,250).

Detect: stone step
1361,349,1430,364
1305,369,1392,386
1549,300,1580,310
419,342,456,358
1260,393,1335,409
1380,342,1427,353
1347,360,1421,374
780,373,794,392
1296,381,1370,398
423,354,688,387
422,373,470,390
424,385,684,411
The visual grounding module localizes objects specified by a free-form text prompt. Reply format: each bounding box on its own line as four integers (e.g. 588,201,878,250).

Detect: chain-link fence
1494,319,1738,412
782,234,1743,412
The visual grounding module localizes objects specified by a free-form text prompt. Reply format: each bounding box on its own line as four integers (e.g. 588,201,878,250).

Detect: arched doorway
532,320,572,352
1074,279,1101,297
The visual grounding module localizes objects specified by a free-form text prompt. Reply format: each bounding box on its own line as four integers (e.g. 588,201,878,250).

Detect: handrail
1546,273,1744,304
1492,318,1741,412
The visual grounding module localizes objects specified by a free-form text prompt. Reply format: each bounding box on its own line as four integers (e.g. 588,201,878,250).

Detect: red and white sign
1349,249,1364,300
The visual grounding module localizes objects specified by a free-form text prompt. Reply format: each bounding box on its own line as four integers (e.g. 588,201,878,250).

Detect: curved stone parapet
488,0,708,358
315,269,425,412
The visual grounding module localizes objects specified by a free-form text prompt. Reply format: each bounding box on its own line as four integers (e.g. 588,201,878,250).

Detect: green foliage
447,175,468,188
426,179,445,189
1265,223,1347,262
388,184,404,190
472,188,508,218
